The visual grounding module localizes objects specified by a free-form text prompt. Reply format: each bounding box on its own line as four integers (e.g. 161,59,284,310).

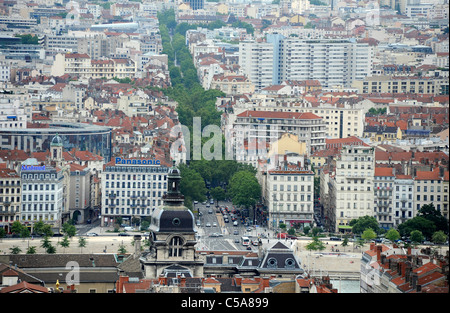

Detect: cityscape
0,0,448,298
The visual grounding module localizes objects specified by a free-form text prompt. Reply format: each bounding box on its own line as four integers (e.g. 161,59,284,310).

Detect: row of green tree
178,160,261,212
1,221,129,255
348,203,448,239
157,9,262,214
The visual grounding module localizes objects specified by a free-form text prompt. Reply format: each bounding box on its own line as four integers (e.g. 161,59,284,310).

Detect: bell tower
50,133,63,167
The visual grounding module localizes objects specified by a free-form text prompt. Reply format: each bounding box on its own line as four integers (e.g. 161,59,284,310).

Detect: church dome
51,134,63,147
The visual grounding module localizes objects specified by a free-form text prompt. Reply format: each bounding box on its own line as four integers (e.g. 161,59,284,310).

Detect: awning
338,225,352,229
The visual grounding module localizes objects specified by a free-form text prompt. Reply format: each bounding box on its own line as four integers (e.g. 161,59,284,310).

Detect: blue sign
115,157,160,165
21,165,46,171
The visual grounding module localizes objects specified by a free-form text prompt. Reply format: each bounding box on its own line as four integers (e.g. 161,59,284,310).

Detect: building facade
20,162,64,232
0,168,21,233
330,145,375,233
101,158,169,227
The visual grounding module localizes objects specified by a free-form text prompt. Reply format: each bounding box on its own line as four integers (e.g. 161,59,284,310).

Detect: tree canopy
228,171,261,209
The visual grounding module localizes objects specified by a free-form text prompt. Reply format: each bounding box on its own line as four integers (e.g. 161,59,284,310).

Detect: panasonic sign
115,157,161,165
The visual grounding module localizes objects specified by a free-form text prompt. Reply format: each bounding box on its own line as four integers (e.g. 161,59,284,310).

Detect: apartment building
325,145,375,233
210,74,255,95
239,36,372,90
0,168,21,234
52,53,136,79
276,38,372,88
0,102,27,129
101,158,169,227
238,40,274,91
20,163,64,231
393,174,414,228
414,167,446,215
259,158,315,231
231,110,326,166
374,167,395,230
43,34,79,52
69,164,92,224
352,76,449,95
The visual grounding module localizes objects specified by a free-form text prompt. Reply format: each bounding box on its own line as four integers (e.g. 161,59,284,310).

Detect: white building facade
101,158,169,227
20,163,64,231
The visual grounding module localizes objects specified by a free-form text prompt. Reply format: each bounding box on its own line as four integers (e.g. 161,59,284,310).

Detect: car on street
118,232,130,236
233,230,239,235
206,223,211,227
208,209,213,214
213,222,217,227
209,233,220,237
86,232,98,236
246,246,252,250
329,236,341,241
234,238,240,243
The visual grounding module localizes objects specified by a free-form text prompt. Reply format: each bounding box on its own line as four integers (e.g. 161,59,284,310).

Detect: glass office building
0,122,112,162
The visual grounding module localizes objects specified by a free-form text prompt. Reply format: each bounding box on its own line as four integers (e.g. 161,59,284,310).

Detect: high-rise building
189,0,204,10
239,35,372,90
239,40,275,91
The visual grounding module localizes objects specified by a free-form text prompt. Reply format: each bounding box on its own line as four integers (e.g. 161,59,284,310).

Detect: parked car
86,232,98,236
118,232,130,236
329,236,341,241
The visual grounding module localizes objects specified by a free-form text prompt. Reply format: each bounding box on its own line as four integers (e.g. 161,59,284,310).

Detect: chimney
411,272,418,290
405,262,411,282
376,245,382,263
116,275,129,293
133,235,142,258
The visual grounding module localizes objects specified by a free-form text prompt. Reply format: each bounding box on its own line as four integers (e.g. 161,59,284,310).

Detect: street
194,200,272,252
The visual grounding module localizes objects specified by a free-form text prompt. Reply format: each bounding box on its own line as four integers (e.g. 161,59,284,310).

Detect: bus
241,236,250,246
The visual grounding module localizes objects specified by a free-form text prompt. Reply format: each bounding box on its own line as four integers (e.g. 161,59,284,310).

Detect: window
168,236,183,257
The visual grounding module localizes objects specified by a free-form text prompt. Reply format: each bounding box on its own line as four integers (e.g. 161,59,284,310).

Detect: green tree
303,226,311,235
10,246,21,254
385,228,400,242
398,216,436,239
431,230,447,245
362,228,377,242
228,171,261,209
417,203,448,235
11,221,24,236
0,228,6,240
78,237,87,253
341,235,349,251
20,226,30,239
210,186,226,205
27,246,37,254
118,244,127,255
179,164,207,208
62,222,77,237
311,227,321,237
305,236,326,252
58,235,70,253
350,216,379,235
410,230,424,245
